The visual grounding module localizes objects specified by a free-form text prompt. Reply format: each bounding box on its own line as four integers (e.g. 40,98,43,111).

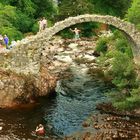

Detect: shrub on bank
0,26,23,43
96,29,140,110
117,87,140,110
95,37,108,54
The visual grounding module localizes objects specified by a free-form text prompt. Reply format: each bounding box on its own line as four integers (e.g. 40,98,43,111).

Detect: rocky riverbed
64,113,140,140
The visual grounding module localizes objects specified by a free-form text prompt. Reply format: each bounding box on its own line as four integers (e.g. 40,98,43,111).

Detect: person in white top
35,124,45,136
38,18,43,32
42,17,47,30
0,34,3,47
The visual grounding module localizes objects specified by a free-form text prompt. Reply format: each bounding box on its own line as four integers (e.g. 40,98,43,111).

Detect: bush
106,51,139,110
0,27,23,42
125,0,140,29
95,37,108,54
113,94,140,110
107,86,140,110
78,22,99,37
111,51,136,89
12,11,35,33
58,28,73,39
113,30,133,58
31,22,39,34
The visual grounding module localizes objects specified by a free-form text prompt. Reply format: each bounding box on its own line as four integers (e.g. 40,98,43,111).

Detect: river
0,63,114,140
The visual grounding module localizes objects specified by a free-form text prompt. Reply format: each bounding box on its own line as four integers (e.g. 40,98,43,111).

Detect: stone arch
37,14,140,64
6,14,140,75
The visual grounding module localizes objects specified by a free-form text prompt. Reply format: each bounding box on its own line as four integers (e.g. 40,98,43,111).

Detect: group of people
0,34,9,49
38,17,81,41
38,17,47,32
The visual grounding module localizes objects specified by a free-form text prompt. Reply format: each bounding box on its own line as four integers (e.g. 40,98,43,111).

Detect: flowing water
0,64,113,139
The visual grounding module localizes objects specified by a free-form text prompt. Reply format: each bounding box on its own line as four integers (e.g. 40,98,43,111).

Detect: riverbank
64,112,140,140
97,102,140,118
63,102,140,140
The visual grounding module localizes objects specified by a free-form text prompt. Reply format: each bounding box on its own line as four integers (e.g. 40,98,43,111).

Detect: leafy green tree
112,87,140,110
110,51,136,89
102,50,137,110
95,37,108,54
57,0,97,38
0,27,23,41
125,0,140,29
32,0,58,19
58,0,94,19
0,3,23,41
112,30,133,58
0,0,57,39
91,0,131,17
2,0,36,17
12,11,35,33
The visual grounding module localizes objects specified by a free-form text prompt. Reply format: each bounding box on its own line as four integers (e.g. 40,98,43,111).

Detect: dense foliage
58,0,94,19
95,30,140,110
91,0,131,18
125,0,140,30
0,0,133,40
95,37,108,54
0,0,57,42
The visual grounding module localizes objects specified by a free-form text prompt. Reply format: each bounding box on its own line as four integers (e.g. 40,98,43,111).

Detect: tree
58,0,94,19
91,0,131,18
0,0,57,39
125,0,140,29
32,0,58,19
1,0,36,17
0,3,23,41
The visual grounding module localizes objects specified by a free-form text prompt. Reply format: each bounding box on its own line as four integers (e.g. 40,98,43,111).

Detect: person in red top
35,124,45,136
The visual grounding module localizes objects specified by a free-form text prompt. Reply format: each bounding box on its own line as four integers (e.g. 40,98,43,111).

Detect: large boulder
0,66,57,108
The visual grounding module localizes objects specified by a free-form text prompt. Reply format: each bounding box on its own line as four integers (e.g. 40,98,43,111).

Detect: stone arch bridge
1,14,140,75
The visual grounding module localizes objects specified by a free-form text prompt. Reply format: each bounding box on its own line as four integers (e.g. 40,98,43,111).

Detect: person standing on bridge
4,35,9,49
42,17,47,30
38,17,47,32
38,18,43,32
70,28,81,40
0,34,3,48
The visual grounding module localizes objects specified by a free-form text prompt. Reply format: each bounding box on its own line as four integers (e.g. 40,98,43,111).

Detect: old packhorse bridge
1,14,140,75
0,14,140,107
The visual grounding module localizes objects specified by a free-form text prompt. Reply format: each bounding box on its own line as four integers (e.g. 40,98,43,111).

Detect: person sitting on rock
35,124,45,136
